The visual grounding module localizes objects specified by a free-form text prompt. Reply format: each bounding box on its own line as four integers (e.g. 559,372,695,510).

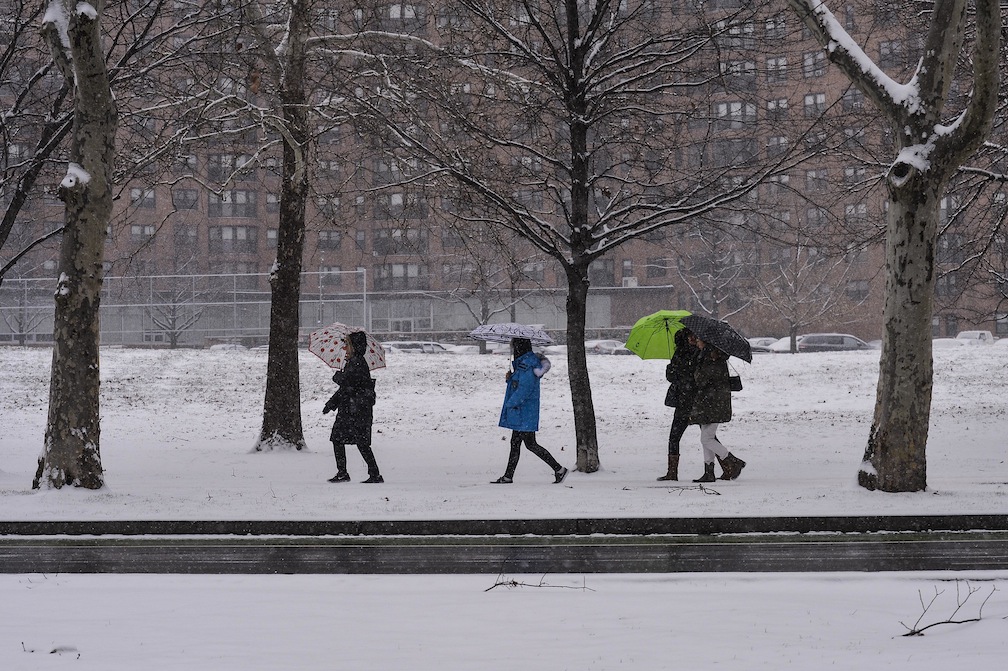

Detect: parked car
797,333,873,353
955,330,996,345
381,341,453,354
768,335,803,353
747,337,779,353
585,339,631,355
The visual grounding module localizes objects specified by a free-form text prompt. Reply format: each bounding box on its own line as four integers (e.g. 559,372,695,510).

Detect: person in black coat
658,328,698,481
689,337,746,483
323,331,381,483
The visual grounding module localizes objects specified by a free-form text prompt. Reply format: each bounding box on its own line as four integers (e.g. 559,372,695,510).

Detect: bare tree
34,2,117,489
789,0,1001,492
350,0,793,471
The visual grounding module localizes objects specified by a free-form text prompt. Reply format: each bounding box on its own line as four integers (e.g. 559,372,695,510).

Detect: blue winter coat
498,351,542,432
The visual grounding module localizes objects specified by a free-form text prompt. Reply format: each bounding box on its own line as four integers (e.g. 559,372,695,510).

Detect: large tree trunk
35,6,115,489
565,265,600,472
256,1,309,451
859,182,938,492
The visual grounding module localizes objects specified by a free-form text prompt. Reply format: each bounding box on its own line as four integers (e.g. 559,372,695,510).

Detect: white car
768,335,803,353
747,337,779,353
381,341,452,354
955,330,996,345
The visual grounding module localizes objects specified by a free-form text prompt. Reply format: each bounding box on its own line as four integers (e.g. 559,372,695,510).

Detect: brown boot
657,454,679,481
693,462,716,483
717,453,747,480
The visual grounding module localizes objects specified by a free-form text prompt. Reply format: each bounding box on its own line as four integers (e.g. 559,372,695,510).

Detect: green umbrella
625,310,692,360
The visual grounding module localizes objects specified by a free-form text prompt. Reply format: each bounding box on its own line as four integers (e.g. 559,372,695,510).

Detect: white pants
700,423,729,464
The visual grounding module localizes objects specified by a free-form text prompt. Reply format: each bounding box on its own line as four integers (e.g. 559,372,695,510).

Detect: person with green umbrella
658,327,698,481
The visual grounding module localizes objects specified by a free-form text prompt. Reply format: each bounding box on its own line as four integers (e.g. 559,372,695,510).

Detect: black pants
333,441,380,477
505,431,561,478
668,407,690,456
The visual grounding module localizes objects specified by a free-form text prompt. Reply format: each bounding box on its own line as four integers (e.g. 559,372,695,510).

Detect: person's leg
492,431,523,483
328,443,350,483
659,409,688,480
700,423,729,461
523,432,562,471
357,440,383,483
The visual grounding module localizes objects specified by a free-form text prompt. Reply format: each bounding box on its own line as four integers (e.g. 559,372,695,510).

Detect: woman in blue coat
492,337,568,484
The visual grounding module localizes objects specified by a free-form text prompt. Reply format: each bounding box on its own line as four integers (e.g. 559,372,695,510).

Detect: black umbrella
681,314,752,363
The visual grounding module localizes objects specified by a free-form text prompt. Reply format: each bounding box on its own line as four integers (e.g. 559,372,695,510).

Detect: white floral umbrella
468,322,554,345
308,323,386,371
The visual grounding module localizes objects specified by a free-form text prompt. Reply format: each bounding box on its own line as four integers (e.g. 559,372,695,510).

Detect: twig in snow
485,571,594,592
900,580,997,636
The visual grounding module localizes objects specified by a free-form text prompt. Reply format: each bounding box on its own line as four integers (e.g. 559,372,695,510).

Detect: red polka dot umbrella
308,323,386,371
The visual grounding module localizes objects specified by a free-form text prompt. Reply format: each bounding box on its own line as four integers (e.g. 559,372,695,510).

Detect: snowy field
1,344,1006,520
1,345,1007,669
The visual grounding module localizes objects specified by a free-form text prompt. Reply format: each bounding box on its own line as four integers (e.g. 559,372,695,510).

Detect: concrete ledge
2,515,1008,537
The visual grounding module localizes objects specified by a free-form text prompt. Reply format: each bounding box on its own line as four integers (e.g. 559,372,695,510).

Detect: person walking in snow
689,336,746,483
492,337,568,484
323,331,383,483
657,327,699,481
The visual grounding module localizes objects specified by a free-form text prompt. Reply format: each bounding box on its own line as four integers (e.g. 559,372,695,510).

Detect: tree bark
565,264,600,472
35,4,115,489
256,0,309,451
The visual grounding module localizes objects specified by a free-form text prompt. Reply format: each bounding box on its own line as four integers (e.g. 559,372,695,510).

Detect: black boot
328,472,350,483
693,462,716,483
717,453,747,480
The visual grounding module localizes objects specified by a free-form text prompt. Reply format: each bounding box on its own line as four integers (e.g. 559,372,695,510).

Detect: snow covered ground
1,345,1006,669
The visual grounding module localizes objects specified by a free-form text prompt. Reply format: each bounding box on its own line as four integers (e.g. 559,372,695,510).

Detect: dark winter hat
348,331,368,354
512,337,533,357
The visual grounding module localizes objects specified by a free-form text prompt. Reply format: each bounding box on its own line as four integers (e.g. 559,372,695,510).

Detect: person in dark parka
658,328,699,481
323,331,382,483
689,336,746,482
492,337,568,484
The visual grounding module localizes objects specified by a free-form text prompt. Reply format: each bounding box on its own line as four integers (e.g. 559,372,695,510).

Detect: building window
934,273,958,297
805,169,829,193
588,258,615,287
320,265,342,287
208,190,257,217
845,279,870,301
766,98,789,121
373,227,428,255
646,258,668,278
266,228,277,248
879,40,903,69
318,230,342,249
316,196,341,217
843,166,866,185
266,192,279,213
208,153,256,182
803,93,827,118
716,101,757,129
765,13,787,39
767,136,789,157
374,263,428,290
130,188,156,208
355,194,367,216
766,57,787,84
995,313,1008,336
355,230,366,251
130,224,155,240
844,203,868,226
172,188,199,209
802,51,826,78
209,225,258,253
842,87,865,111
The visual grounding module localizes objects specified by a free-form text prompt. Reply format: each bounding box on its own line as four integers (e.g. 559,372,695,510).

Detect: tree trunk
256,2,309,451
859,181,938,492
35,7,115,489
565,265,599,472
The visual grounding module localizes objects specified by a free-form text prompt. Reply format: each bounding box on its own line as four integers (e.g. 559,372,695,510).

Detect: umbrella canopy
468,322,554,345
625,310,693,360
308,323,386,371
681,314,752,363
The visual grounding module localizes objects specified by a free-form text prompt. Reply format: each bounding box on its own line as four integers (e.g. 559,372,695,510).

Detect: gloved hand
323,401,334,414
